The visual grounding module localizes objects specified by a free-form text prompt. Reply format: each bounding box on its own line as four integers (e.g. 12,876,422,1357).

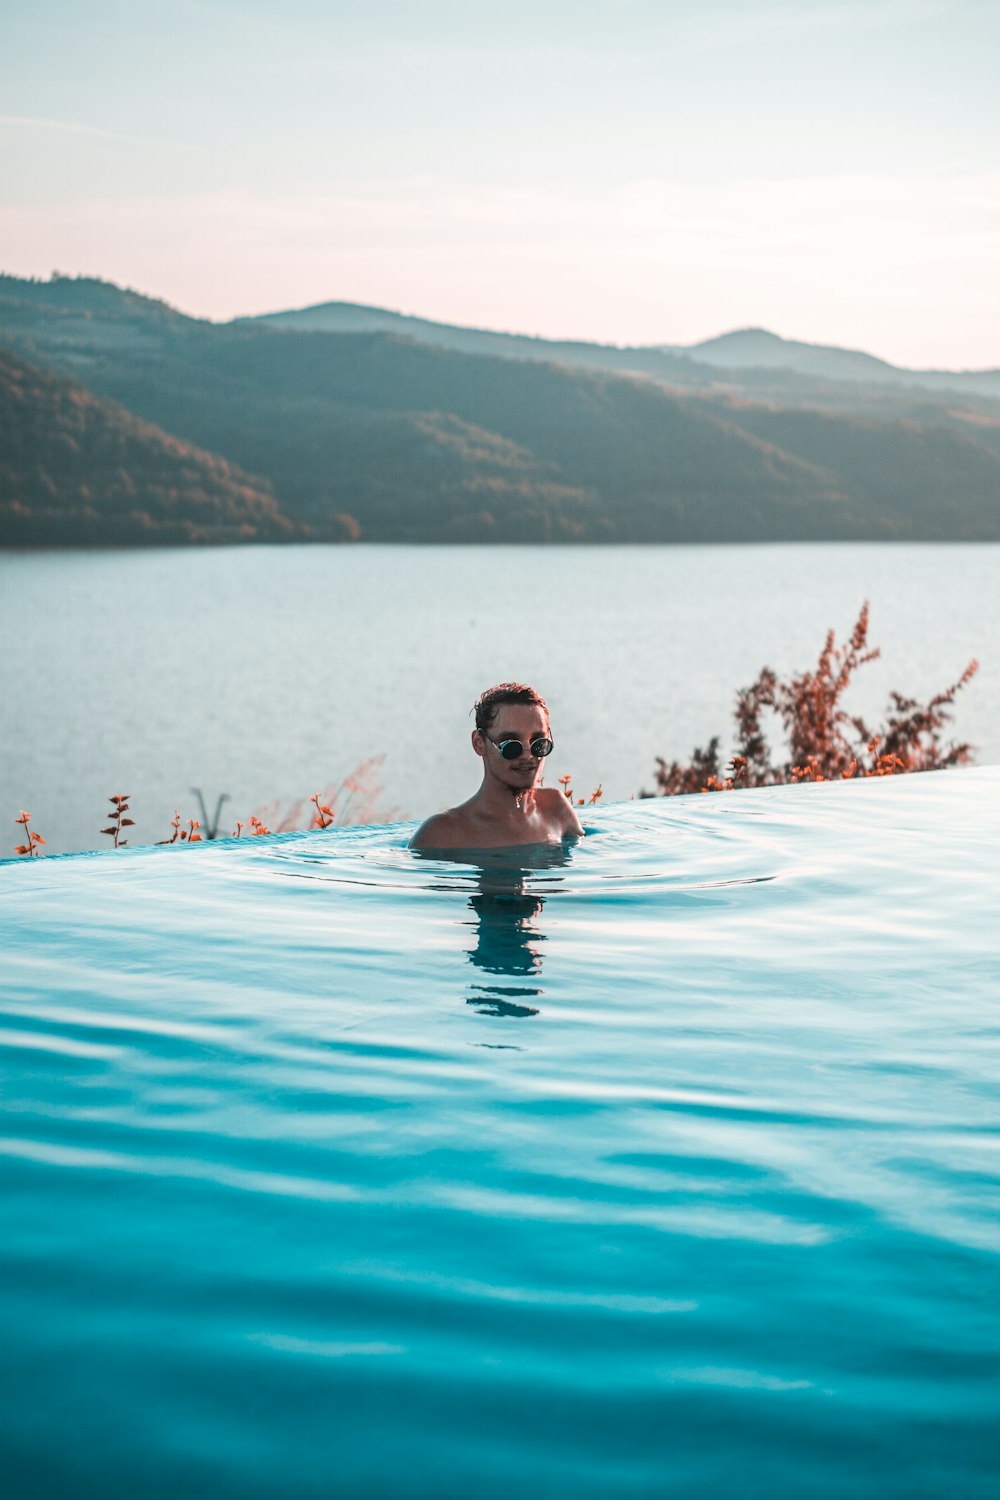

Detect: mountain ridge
246,296,1000,391
674,326,1000,390
6,274,998,396
2,273,999,546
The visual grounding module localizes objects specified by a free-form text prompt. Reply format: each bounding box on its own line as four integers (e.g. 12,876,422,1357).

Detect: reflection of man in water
467,876,546,1018
410,683,584,851
463,846,570,1017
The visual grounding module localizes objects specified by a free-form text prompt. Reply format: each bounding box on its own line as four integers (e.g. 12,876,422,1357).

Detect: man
410,682,585,850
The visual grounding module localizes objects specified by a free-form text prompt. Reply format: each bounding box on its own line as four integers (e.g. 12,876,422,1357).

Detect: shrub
647,603,978,795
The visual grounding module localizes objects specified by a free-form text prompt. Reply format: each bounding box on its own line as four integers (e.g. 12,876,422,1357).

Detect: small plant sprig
159,810,182,844
14,810,46,857
232,816,271,837
310,793,335,828
157,811,203,843
558,774,604,806
101,793,135,849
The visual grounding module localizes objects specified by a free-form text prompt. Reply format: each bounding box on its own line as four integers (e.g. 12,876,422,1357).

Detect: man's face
474,703,551,791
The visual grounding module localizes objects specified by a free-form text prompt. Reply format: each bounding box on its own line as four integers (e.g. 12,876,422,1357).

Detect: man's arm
540,786,585,837
564,800,586,836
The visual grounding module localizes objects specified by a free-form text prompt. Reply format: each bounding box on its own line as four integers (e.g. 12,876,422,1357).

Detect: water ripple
2,770,999,1497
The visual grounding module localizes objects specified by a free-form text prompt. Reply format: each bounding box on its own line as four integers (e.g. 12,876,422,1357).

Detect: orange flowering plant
647,603,978,796
14,810,45,857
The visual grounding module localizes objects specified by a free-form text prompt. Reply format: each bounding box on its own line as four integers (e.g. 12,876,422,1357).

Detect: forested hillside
0,347,298,546
2,275,999,546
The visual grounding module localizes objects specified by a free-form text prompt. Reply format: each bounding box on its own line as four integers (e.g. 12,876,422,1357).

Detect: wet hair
474,682,549,734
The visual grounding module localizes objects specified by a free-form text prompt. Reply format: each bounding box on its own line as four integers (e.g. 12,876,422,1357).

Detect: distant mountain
0,345,298,546
670,327,1000,398
680,328,900,380
249,298,1000,402
0,273,194,328
23,321,857,542
242,299,709,386
0,288,861,543
2,274,999,545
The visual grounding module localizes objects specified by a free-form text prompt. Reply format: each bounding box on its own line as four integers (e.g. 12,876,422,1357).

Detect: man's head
474,682,548,735
472,683,552,791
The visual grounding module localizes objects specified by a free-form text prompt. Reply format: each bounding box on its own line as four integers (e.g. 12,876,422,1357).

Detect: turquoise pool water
2,771,998,1497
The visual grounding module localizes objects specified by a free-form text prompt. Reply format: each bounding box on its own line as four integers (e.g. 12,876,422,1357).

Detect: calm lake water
1,543,998,854
1,771,998,1496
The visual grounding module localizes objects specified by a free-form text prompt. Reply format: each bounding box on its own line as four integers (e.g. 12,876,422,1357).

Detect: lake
1,543,997,854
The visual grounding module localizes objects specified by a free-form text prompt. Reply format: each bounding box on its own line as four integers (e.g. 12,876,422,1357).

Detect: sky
2,0,998,367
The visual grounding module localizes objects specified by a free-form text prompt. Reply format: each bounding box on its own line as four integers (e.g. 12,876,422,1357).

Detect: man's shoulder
537,785,584,833
409,806,473,850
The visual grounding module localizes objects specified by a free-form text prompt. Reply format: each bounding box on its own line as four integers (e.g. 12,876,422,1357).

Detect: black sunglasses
484,733,554,761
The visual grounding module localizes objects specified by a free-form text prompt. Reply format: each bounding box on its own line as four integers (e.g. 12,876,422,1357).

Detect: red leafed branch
646,603,978,796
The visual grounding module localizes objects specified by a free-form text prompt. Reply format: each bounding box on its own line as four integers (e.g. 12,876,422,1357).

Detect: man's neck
479,779,537,818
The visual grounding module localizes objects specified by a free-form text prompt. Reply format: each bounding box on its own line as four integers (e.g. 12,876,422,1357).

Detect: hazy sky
3,0,998,365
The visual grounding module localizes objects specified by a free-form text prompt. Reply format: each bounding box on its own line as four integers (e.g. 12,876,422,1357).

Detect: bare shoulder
537,786,585,836
409,808,471,850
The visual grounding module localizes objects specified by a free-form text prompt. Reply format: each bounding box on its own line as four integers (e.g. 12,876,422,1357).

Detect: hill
704,395,1000,539
0,314,860,543
0,273,194,327
676,327,1000,398
248,297,1000,405
682,328,901,382
243,298,709,387
0,346,298,546
2,274,999,545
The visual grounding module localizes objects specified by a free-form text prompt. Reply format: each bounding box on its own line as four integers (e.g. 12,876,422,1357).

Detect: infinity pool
2,771,998,1497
